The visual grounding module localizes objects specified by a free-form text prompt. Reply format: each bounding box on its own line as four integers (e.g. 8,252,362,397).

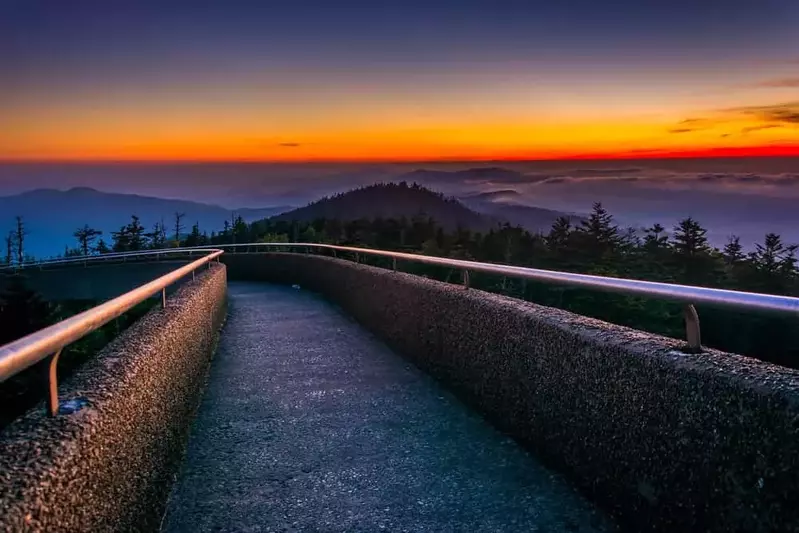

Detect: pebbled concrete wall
224,253,799,533
0,263,227,532
0,260,193,301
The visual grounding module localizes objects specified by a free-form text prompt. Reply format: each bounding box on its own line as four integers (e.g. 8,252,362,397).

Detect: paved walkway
163,282,615,532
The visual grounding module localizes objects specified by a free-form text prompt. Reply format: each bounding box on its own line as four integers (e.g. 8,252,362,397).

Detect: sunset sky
2,0,798,162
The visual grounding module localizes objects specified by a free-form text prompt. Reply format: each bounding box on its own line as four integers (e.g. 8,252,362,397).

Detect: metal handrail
0,248,223,415
0,247,208,272
197,242,799,352
3,240,798,415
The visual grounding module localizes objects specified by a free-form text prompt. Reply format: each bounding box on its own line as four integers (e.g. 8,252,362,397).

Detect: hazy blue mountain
271,182,497,231
458,189,586,233
0,187,292,259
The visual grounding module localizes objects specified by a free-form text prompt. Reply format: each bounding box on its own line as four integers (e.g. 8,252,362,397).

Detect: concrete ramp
163,282,614,532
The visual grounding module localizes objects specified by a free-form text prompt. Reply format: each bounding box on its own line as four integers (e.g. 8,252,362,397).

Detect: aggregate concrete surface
162,282,615,533
224,254,799,533
0,263,227,532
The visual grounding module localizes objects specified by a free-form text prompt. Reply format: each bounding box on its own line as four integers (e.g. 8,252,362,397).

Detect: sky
1,0,798,162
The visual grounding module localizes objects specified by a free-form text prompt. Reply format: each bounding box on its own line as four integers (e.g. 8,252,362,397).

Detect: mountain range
270,182,579,234
271,182,495,230
0,187,292,259
1,181,583,259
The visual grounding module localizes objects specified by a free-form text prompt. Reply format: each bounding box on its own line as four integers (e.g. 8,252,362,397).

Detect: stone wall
0,263,227,532
224,253,799,533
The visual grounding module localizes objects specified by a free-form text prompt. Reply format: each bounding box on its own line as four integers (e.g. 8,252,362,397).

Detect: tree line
2,201,797,367
219,203,797,367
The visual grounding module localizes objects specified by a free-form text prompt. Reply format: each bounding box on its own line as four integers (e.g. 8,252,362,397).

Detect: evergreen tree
73,225,103,256
578,202,620,258
112,215,147,252
94,238,110,255
722,236,744,266
184,222,202,247
146,221,167,249
4,231,13,265
546,217,572,252
670,217,717,284
233,215,248,243
14,216,26,264
173,212,186,245
643,224,668,252
748,233,798,293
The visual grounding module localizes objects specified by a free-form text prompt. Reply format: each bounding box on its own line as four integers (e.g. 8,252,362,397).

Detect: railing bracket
683,304,702,353
46,348,63,416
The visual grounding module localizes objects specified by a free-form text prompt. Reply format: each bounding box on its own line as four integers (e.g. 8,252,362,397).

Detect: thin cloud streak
755,77,799,88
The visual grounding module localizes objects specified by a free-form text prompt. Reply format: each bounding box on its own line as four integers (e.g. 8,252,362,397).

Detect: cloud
554,168,642,177
728,101,799,124
670,101,799,137
741,124,783,134
754,77,799,88
775,175,799,186
278,142,301,148
666,117,718,134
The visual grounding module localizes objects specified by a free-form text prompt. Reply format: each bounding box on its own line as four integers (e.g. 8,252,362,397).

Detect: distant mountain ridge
271,182,495,230
270,181,579,234
459,193,586,233
401,167,530,185
0,187,292,258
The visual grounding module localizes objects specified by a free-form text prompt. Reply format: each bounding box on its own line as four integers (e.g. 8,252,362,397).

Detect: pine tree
146,221,167,249
111,224,130,252
4,231,13,265
94,238,110,254
184,222,202,247
233,215,248,243
73,225,103,256
579,203,620,249
748,233,798,293
546,217,572,252
14,216,26,264
173,212,186,244
643,223,668,251
112,215,147,252
671,217,717,284
126,216,146,250
722,236,744,266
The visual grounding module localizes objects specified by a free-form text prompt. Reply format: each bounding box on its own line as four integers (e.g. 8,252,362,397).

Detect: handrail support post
463,270,471,289
683,304,702,353
161,287,167,309
46,348,63,416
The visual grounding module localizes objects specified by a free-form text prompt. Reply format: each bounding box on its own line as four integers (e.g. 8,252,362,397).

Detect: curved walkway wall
224,253,799,533
0,263,227,532
0,260,193,301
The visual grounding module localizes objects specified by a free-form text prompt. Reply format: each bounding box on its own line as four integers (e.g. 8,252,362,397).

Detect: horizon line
2,150,799,165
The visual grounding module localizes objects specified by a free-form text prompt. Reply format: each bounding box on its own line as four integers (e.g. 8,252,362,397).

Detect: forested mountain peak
270,182,495,230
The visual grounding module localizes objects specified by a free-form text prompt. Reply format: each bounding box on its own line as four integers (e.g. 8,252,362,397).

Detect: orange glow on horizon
3,102,798,163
